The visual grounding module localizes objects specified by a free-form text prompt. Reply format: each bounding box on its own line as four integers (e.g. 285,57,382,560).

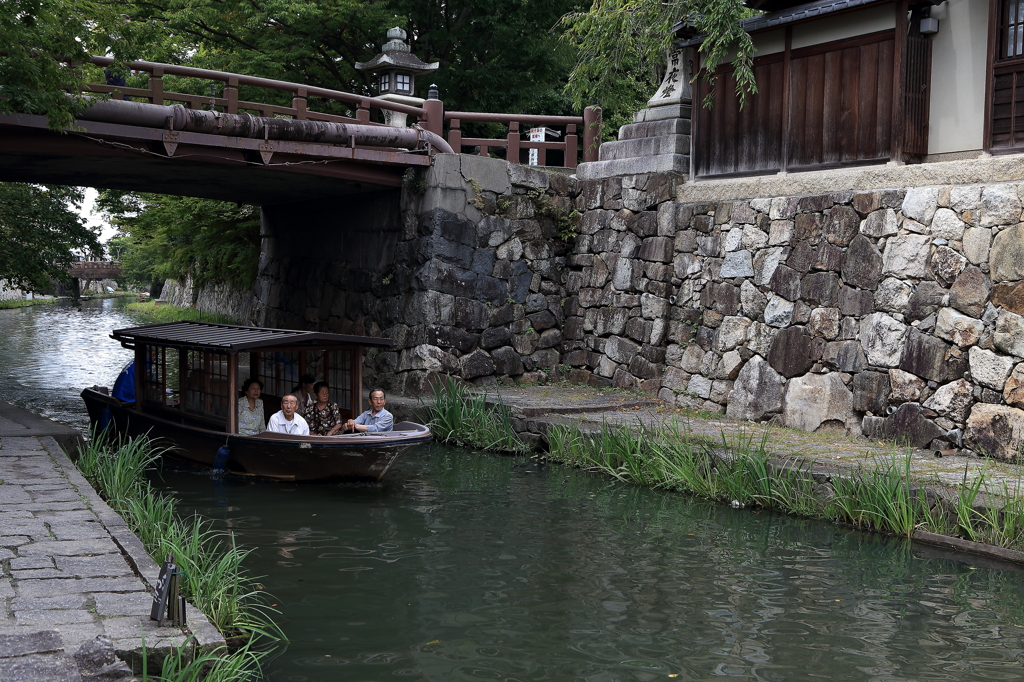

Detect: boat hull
82,388,431,482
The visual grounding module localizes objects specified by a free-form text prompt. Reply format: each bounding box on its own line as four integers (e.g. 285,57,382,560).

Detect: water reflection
159,449,1024,682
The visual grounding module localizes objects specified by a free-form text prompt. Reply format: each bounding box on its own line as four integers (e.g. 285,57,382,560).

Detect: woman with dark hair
305,381,343,436
292,374,316,416
238,378,266,436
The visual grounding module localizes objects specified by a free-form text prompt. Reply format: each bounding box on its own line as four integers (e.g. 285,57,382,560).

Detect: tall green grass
545,420,1024,551
76,429,284,677
426,375,528,454
125,301,237,324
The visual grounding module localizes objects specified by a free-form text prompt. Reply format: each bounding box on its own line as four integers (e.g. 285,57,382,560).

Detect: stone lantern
355,27,439,127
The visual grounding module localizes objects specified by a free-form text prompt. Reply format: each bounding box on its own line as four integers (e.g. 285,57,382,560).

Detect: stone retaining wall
566,175,1024,460
163,277,256,324
249,152,1024,461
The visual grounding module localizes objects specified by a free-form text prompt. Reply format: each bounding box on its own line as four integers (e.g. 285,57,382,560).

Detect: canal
3,299,1024,681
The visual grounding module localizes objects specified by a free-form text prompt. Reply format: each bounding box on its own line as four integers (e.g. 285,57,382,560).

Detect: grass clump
545,420,1024,551
426,374,529,454
0,298,56,309
76,429,284,675
126,301,237,324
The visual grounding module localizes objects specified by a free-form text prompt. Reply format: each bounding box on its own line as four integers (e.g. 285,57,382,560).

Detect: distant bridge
68,260,122,280
0,56,599,205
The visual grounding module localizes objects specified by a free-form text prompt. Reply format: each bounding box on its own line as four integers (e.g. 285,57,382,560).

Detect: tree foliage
560,0,756,117
98,193,260,291
0,183,102,292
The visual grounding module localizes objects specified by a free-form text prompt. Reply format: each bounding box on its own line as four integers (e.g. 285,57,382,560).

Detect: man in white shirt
266,394,310,435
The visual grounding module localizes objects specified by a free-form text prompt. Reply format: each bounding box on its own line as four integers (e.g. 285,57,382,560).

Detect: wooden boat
81,321,432,482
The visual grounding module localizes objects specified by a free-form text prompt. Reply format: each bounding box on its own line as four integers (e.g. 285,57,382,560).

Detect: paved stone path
0,432,223,679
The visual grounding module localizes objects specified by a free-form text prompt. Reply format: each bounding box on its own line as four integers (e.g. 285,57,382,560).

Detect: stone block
888,368,925,402
700,282,740,315
989,224,1024,281
994,309,1024,357
769,220,794,245
491,346,525,376
794,213,823,243
859,312,908,367
842,235,883,290
787,240,815,273
725,355,785,421
753,247,784,286
969,346,1015,390
605,335,640,364
687,374,713,399
979,183,1023,227
863,402,944,448
965,403,1024,459
807,307,840,339
720,250,754,278
948,266,991,318
767,326,814,377
860,208,899,237
935,307,984,346
874,277,912,313
899,329,950,382
782,372,855,433
639,236,673,263
801,272,841,306
823,204,860,246
852,371,891,414
882,233,931,278
991,281,1024,315
812,243,843,272
902,187,939,225
769,265,801,301
763,294,795,327
713,316,752,353
822,340,867,372
963,227,992,265
924,378,974,422
838,286,873,317
931,246,968,286
740,280,767,318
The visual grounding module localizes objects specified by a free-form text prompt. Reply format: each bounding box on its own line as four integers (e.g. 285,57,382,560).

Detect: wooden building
680,0,1006,179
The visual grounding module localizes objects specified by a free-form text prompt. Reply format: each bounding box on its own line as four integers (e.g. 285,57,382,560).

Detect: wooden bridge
68,260,122,280
0,56,600,205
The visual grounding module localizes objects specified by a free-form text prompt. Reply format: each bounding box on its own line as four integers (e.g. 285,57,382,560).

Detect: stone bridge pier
253,153,579,395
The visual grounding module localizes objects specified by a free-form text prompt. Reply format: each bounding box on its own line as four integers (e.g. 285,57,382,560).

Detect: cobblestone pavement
0,434,223,679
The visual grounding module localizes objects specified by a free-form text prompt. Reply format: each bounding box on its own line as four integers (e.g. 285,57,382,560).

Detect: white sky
80,188,117,244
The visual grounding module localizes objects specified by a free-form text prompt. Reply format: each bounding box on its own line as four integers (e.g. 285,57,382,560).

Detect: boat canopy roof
111,321,393,353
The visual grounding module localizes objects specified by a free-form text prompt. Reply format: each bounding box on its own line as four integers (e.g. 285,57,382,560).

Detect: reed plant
76,429,284,676
544,420,1024,552
426,374,529,454
141,636,263,682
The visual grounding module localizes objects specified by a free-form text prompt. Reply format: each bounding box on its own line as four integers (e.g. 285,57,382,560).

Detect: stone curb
40,438,226,655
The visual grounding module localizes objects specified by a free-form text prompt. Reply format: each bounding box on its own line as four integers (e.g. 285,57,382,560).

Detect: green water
160,448,1024,682
3,299,1024,680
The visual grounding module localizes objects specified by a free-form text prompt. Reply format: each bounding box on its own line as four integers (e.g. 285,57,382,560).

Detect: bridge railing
445,109,601,168
86,56,427,128
84,56,601,167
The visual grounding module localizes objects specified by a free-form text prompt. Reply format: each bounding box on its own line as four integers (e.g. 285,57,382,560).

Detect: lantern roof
355,27,439,75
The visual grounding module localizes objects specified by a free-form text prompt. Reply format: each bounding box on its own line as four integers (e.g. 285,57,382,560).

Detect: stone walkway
0,426,223,679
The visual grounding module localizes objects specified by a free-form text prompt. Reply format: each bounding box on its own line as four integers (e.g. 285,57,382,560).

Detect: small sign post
150,555,176,622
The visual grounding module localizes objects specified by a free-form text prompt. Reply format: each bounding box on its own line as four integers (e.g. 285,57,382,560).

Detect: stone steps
618,118,691,141
576,102,691,181
598,134,690,162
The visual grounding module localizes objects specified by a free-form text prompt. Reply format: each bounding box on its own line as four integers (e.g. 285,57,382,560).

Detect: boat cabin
109,321,393,434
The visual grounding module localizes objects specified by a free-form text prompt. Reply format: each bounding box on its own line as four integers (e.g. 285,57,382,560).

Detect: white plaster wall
791,4,896,49
927,0,988,153
753,29,786,56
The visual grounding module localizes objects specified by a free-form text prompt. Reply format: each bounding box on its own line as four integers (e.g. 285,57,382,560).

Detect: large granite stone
714,316,752,353
882,233,931,278
801,272,841,306
823,205,860,246
965,403,1024,459
782,372,855,433
991,281,1024,316
852,371,891,414
989,224,1024,281
769,265,801,301
460,349,495,379
948,266,991,318
930,208,966,240
700,282,740,315
753,247,784,286
725,355,786,421
720,250,754,278
740,280,767,318
767,326,814,377
979,183,1023,227
794,213,823,243
931,245,968,286
968,346,1014,390
935,307,984,346
859,312,908,367
605,335,640,364
888,368,925,402
963,226,992,265
822,340,867,372
873,277,912,313
994,308,1024,357
923,378,974,422
906,281,947,321
841,234,883,290
860,208,898,237
1003,363,1024,407
863,402,945,448
839,286,874,316
900,328,950,382
807,307,840,339
902,187,939,224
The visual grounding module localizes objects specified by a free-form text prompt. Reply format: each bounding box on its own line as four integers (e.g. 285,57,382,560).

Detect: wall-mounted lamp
920,16,939,34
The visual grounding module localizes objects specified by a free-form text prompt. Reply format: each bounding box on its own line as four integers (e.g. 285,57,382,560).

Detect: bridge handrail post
448,118,462,153
225,77,239,114
422,98,444,138
506,121,520,164
149,67,164,106
565,123,578,168
583,106,602,164
356,99,371,124
292,88,307,120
